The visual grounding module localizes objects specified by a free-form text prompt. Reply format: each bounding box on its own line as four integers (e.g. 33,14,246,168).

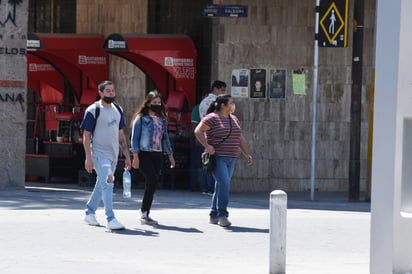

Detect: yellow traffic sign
318,0,349,47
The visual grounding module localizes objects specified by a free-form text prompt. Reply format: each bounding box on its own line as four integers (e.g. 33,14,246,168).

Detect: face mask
230,103,236,114
102,96,115,104
150,104,162,114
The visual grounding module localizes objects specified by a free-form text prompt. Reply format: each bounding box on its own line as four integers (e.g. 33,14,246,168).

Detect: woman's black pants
138,151,162,214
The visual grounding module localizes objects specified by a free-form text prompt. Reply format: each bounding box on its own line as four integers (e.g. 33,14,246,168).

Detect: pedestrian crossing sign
318,0,349,47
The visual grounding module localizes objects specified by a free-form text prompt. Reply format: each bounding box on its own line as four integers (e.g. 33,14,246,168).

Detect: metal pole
348,0,365,202
269,190,287,274
310,0,320,201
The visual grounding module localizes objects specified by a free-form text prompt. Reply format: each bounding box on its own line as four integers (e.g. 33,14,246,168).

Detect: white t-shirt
82,102,123,162
199,93,217,118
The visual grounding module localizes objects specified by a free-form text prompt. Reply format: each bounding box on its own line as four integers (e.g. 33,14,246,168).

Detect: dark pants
190,135,215,193
139,151,162,214
190,135,204,191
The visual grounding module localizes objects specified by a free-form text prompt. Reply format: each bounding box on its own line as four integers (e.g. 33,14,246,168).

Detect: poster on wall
292,69,306,95
269,69,287,99
250,69,266,98
231,69,249,97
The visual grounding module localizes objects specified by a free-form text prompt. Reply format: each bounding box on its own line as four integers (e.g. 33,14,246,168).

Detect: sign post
310,0,321,201
310,0,349,200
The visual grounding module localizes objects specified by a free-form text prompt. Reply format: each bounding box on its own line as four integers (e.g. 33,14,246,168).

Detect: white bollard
269,190,287,274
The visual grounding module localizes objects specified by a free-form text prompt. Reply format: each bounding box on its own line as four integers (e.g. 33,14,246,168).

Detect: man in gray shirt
80,80,131,230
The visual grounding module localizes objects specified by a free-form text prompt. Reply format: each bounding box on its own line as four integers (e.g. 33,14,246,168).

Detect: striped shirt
202,112,242,158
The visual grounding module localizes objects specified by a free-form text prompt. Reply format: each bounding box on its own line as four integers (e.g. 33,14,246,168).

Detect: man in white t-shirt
80,80,131,230
199,80,227,118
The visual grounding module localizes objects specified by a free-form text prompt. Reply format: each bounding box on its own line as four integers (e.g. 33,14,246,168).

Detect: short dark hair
98,80,113,92
211,80,227,91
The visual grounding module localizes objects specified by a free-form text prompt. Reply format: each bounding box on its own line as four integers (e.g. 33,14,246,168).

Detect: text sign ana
318,0,349,47
202,5,248,18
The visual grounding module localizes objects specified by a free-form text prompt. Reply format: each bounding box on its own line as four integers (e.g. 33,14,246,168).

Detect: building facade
2,0,376,193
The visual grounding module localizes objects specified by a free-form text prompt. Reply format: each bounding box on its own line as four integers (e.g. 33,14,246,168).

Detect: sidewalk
0,183,370,274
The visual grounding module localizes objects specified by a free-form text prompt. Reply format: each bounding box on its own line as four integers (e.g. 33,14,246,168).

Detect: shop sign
202,5,248,18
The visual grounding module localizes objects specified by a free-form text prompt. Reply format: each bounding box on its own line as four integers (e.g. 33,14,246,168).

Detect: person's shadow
108,223,203,235
222,226,269,233
106,228,160,236
151,223,203,233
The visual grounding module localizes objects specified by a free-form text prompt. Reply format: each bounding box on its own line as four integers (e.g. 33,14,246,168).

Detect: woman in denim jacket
130,90,175,225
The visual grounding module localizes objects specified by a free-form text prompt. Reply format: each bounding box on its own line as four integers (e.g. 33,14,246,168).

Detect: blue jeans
202,171,215,193
209,156,236,218
85,157,117,222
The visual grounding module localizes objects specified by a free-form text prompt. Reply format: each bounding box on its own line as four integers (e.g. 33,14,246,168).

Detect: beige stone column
371,0,412,273
0,1,28,188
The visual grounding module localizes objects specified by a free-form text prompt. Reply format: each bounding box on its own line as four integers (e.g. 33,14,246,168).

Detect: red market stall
102,33,196,130
27,54,65,95
26,33,109,183
27,54,65,138
27,33,108,105
103,33,197,188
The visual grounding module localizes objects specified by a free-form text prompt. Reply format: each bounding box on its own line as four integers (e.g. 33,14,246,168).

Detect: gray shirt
81,101,124,162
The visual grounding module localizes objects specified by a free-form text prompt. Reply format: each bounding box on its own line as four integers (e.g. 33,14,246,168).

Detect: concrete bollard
269,190,287,274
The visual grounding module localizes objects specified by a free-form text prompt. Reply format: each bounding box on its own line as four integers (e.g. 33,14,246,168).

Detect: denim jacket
130,115,173,155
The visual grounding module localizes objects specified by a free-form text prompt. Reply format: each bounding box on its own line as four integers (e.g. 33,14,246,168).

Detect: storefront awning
27,33,109,105
102,33,196,111
27,54,65,96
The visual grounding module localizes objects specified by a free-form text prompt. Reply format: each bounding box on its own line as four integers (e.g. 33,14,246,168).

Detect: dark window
29,0,76,33
148,0,213,102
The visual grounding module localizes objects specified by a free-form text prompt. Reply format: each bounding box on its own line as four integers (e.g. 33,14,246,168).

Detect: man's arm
119,129,132,170
82,130,94,173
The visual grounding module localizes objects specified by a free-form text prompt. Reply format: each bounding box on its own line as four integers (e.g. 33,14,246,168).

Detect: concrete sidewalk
0,183,370,274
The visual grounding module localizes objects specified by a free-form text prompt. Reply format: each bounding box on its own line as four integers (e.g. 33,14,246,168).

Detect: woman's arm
194,121,215,154
161,118,175,168
239,133,253,165
132,152,139,169
130,116,141,169
130,116,141,153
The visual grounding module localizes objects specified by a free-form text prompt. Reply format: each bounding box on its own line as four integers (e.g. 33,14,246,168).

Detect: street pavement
0,182,370,274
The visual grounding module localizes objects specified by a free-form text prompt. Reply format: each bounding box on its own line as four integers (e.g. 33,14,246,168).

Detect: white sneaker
84,214,100,226
107,218,125,230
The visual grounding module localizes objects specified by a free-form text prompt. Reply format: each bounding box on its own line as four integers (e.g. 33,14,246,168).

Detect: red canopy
102,33,196,111
27,33,109,105
27,54,65,96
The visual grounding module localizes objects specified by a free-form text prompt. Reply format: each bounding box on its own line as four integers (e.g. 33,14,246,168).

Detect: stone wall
76,0,148,136
0,1,28,189
211,0,375,191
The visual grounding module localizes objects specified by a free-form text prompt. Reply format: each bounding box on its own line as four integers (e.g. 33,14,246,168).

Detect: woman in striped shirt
194,94,253,227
